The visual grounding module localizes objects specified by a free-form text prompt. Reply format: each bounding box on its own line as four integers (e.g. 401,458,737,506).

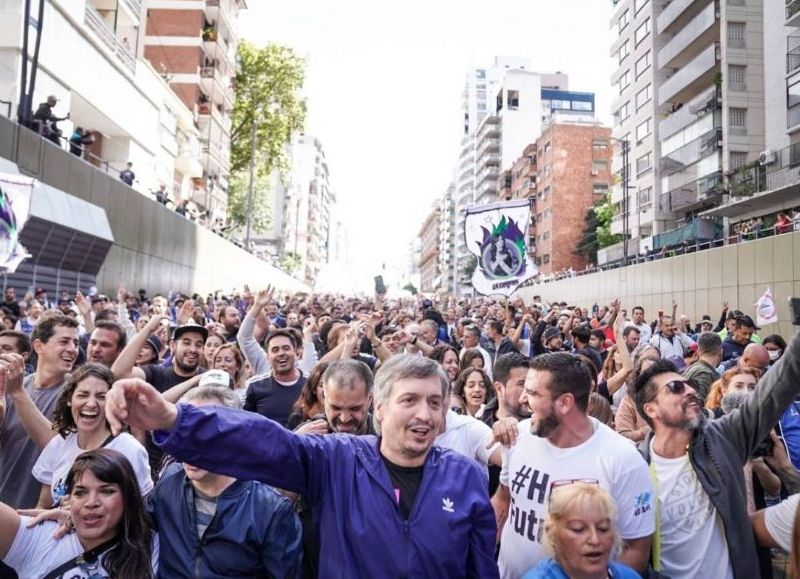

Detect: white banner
465,199,538,297
755,286,778,327
0,172,33,273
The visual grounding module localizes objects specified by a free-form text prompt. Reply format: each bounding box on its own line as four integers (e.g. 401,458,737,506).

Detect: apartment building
438,183,457,295
144,0,246,220
418,203,441,293
608,0,766,260
0,0,203,200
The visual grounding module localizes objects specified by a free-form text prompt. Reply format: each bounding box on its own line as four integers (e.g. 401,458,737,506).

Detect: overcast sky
240,0,616,291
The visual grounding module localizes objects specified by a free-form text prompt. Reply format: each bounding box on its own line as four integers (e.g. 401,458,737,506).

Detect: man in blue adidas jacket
107,355,499,579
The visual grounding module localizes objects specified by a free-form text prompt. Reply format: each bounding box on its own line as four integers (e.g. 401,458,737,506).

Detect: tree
226,42,306,233
280,252,302,276
574,193,622,263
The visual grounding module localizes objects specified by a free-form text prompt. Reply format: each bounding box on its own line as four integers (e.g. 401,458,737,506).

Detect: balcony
202,26,236,67
204,0,240,42
476,137,500,158
660,170,722,213
788,34,800,75
788,0,800,27
200,66,234,109
476,116,500,142
658,42,719,107
789,103,800,132
120,0,142,21
657,2,718,70
476,165,499,186
84,3,136,72
657,0,708,35
658,85,720,140
660,126,721,176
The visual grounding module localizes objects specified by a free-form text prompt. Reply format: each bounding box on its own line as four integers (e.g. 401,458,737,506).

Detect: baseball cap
144,335,162,357
35,287,46,296
173,323,209,342
199,369,232,389
543,326,561,343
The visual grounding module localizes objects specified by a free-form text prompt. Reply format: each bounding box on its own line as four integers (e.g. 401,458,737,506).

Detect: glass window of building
635,51,650,79
634,18,650,46
635,84,651,110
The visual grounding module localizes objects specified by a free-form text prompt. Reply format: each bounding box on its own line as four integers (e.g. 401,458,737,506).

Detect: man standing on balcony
120,161,135,186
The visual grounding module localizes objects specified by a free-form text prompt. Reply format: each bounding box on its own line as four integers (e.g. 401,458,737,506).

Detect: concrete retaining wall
517,231,800,339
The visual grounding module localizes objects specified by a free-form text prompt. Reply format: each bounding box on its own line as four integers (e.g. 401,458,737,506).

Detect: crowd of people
0,283,798,578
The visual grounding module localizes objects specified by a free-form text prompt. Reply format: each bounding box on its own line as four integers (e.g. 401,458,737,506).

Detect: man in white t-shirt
625,306,652,344
436,409,500,475
631,337,800,579
459,325,492,379
751,493,799,552
492,352,654,579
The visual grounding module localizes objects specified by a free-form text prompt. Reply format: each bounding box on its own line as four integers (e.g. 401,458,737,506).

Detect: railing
120,0,142,19
84,3,135,72
789,104,800,129
660,171,723,213
660,126,721,175
788,35,800,74
787,0,800,21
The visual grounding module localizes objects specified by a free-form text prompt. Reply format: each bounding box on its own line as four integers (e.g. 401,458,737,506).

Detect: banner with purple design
0,172,32,273
465,198,537,297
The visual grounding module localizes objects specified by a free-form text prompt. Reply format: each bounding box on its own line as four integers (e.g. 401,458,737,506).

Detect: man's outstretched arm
106,378,328,498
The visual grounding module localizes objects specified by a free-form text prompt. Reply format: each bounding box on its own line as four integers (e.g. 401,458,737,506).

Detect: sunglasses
648,379,690,403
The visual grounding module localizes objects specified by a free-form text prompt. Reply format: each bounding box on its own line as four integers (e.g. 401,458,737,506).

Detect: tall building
0,0,204,201
438,184,457,295
528,124,613,275
143,0,246,221
451,57,574,294
607,0,765,260
418,203,441,293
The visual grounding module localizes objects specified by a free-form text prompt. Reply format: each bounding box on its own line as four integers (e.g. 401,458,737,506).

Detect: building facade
0,0,204,203
418,203,441,293
607,0,767,261
143,0,246,220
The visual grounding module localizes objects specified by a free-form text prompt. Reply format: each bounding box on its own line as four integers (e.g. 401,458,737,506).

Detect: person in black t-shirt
243,329,306,427
110,317,207,477
112,317,207,391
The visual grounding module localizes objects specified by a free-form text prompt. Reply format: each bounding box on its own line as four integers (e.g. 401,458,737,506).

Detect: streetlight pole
245,118,256,251
621,139,630,267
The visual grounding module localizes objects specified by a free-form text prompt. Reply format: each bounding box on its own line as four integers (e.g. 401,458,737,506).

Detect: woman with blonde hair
521,483,640,579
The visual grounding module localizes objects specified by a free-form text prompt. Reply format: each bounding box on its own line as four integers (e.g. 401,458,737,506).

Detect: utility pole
621,139,630,267
245,118,256,251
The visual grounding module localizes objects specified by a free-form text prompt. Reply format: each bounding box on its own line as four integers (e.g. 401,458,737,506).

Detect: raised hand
176,299,195,325
105,378,178,435
75,292,91,317
252,286,274,311
0,353,26,396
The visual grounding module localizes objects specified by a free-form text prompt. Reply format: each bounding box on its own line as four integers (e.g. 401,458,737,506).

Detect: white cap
198,369,232,389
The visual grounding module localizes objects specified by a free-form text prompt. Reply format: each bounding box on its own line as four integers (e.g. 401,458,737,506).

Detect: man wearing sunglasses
632,332,800,579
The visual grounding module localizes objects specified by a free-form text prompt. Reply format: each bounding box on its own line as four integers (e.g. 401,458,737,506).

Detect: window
592,139,609,150
572,100,593,111
507,90,520,109
728,65,746,90
635,51,651,79
543,164,552,177
543,141,552,153
476,69,486,79
593,183,609,194
728,22,745,48
619,40,630,63
543,254,550,264
637,186,652,205
730,151,748,170
618,10,629,34
636,84,651,110
636,118,651,142
543,232,550,241
536,213,542,223
636,152,652,174
592,160,608,172
634,0,649,14
619,70,631,95
634,18,650,46
477,102,486,111
729,107,747,128
542,186,551,198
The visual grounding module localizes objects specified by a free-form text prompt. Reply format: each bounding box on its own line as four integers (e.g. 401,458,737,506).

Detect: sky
240,0,617,292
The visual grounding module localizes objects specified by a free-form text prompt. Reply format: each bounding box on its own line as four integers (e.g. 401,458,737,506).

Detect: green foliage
226,42,306,234
225,172,270,233
280,252,302,275
230,42,307,178
574,193,622,262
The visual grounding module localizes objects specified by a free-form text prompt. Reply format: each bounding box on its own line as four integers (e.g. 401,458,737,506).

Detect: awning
0,158,114,275
652,218,722,250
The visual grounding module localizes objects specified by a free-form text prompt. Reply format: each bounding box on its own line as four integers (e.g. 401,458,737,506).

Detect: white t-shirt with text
650,440,734,579
498,418,655,579
32,432,152,506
